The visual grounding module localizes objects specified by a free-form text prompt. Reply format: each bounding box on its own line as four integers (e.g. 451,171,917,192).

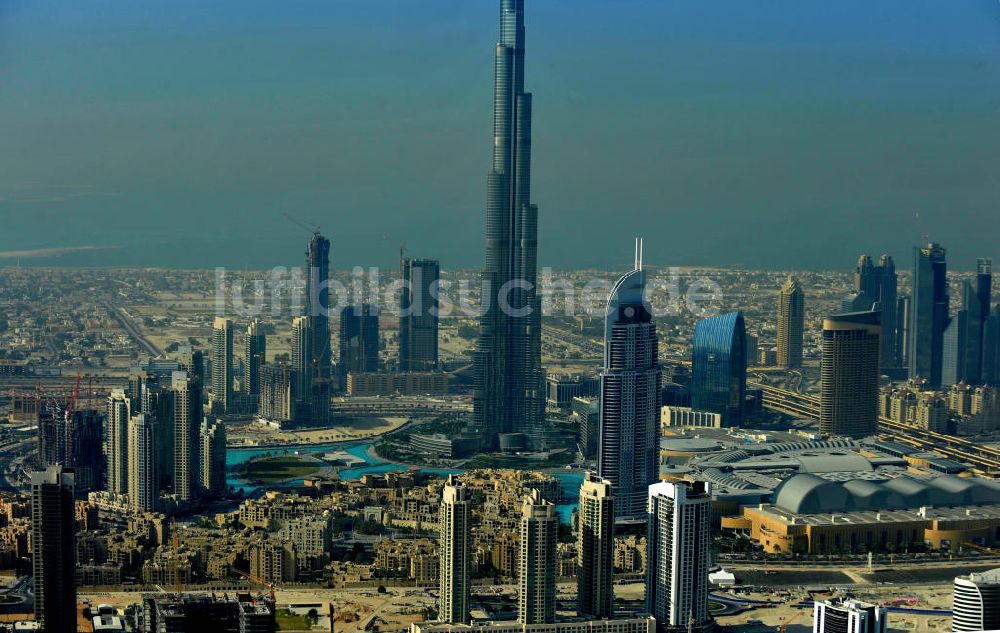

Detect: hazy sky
2,0,999,272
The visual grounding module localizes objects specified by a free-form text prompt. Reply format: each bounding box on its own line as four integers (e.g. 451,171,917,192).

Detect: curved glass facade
691,311,746,427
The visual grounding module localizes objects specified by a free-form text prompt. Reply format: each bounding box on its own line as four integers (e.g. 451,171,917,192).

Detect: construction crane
915,211,930,244
232,567,276,602
282,211,320,235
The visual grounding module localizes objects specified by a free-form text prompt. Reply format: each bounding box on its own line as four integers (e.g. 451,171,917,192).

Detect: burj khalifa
472,0,546,450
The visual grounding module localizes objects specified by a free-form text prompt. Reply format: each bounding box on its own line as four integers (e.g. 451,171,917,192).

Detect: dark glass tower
597,260,661,522
855,254,878,299
306,233,332,423
909,243,948,388
852,254,898,370
691,311,747,427
985,305,1000,385
399,258,440,372
897,294,911,367
338,304,380,390
942,307,969,387
942,280,984,386
877,255,898,370
245,319,266,402
31,465,76,633
473,0,545,450
978,258,993,379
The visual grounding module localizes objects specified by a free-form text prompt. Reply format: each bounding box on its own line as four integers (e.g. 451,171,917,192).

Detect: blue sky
2,0,999,271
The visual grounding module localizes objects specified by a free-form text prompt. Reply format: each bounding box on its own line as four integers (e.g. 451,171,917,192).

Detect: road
752,382,1000,471
104,302,162,357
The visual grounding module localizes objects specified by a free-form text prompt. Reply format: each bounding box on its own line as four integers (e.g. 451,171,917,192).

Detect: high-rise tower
943,281,983,387
171,371,202,502
977,259,993,380
245,319,266,403
646,481,713,633
518,489,557,625
106,390,130,496
577,472,615,619
777,276,805,369
439,475,472,625
691,311,746,427
597,252,660,522
211,317,234,414
338,304,380,389
291,316,313,413
909,243,948,388
399,258,440,372
473,0,546,450
200,418,227,497
820,311,880,438
979,258,993,333
306,233,333,424
985,306,1000,386
30,465,76,633
855,254,877,300
897,295,911,368
128,413,158,512
68,409,104,497
876,255,899,370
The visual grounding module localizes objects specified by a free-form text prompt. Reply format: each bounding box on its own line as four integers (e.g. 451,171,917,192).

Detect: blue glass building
691,311,747,427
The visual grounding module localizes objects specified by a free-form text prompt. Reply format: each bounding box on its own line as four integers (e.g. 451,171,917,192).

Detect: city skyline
3,1,1000,631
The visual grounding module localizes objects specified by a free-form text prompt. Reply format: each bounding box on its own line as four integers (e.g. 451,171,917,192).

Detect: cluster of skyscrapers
435,473,712,633
21,0,1000,630
264,232,335,425
817,247,999,439
107,363,227,512
436,6,718,628
35,348,227,521
218,232,442,424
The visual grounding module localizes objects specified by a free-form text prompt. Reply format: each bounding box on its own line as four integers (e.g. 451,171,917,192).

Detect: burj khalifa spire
473,0,546,450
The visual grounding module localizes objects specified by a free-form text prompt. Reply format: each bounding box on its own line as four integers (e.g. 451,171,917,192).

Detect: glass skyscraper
691,311,746,427
305,233,333,424
942,280,985,387
338,304,380,390
985,306,1000,386
597,260,660,522
852,254,899,371
399,258,440,372
909,242,948,388
472,0,546,450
